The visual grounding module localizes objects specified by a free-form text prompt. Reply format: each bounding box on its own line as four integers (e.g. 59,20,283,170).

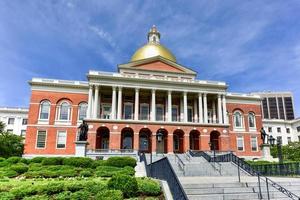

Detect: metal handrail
175,154,186,175
189,150,222,175
190,151,300,200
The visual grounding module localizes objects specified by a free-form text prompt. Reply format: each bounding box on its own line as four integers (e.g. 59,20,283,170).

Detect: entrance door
156,140,164,153
139,135,149,152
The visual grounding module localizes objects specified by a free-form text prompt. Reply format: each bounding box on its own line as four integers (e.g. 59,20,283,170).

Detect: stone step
187,192,260,200
182,182,249,188
184,187,255,195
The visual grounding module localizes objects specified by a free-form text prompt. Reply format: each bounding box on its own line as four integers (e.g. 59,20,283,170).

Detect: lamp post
269,135,283,164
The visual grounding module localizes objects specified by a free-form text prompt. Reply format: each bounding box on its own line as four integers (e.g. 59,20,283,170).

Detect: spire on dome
147,25,160,44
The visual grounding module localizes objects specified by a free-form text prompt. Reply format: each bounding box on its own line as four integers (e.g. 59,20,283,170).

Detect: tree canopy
271,141,300,162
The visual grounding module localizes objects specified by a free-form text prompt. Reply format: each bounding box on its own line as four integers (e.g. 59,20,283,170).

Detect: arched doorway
156,129,168,153
210,131,220,151
139,128,152,153
96,127,110,150
189,130,200,150
173,129,184,153
121,128,134,150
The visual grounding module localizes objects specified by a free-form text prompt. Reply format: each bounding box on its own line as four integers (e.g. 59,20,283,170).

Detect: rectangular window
36,131,46,148
297,126,300,132
287,137,291,143
56,131,67,148
172,106,178,122
268,127,272,132
8,118,15,125
277,136,282,144
268,97,278,119
102,104,111,119
277,127,281,133
237,136,244,151
284,97,294,120
251,137,258,151
21,130,26,137
124,103,133,120
286,128,290,133
22,119,28,125
156,105,164,121
298,136,300,142
262,98,269,119
140,104,149,120
7,129,13,133
187,107,193,122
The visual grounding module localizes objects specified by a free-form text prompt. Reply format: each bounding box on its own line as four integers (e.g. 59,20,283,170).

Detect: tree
271,141,300,162
0,121,24,158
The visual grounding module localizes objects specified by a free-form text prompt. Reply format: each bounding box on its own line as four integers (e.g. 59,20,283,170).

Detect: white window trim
38,101,51,123
248,113,256,132
123,102,134,120
172,105,179,122
77,102,88,122
55,101,72,125
139,103,149,121
156,104,165,121
250,136,258,152
36,130,47,149
236,136,245,152
101,103,112,119
187,106,193,122
56,130,67,149
233,111,245,131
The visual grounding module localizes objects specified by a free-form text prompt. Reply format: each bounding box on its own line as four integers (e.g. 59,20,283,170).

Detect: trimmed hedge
41,157,63,165
10,163,29,174
62,157,93,168
6,157,21,164
30,157,45,163
137,177,161,196
95,189,123,200
106,156,137,168
108,174,138,198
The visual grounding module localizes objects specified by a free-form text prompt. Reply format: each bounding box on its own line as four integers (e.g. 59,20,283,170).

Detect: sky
0,1,300,117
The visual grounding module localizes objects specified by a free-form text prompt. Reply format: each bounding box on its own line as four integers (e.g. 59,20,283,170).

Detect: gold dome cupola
130,25,177,63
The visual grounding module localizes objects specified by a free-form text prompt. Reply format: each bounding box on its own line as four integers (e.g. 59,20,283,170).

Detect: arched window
78,102,88,120
248,112,256,128
233,111,243,128
39,101,50,120
57,101,71,121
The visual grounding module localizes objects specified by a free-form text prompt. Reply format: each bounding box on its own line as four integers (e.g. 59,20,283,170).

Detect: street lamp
157,130,163,143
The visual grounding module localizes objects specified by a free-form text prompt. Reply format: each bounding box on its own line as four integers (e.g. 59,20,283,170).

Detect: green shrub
0,169,18,178
91,160,107,168
69,190,92,200
0,192,15,200
30,157,45,163
121,166,135,176
79,169,93,177
19,158,29,164
0,161,9,167
10,185,39,199
85,181,107,194
63,157,93,168
64,181,86,192
41,157,63,165
23,195,48,200
10,163,29,174
108,174,138,198
6,157,21,164
96,166,123,177
137,178,161,196
28,163,43,171
24,168,77,178
37,182,64,195
95,189,123,200
53,191,72,200
0,157,6,162
106,156,136,168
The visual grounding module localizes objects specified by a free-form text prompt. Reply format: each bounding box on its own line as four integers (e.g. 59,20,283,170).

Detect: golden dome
130,25,177,63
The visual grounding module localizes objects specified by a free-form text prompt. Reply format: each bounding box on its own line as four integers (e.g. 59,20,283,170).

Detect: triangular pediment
118,56,197,75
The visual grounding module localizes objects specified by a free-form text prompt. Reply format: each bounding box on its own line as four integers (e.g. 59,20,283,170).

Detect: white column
222,94,227,124
203,93,208,123
151,89,156,121
111,86,117,119
212,100,216,123
117,87,122,120
183,91,188,122
87,85,93,118
168,91,172,122
217,94,222,124
198,93,203,123
180,96,184,122
93,85,99,118
194,98,198,123
134,88,139,121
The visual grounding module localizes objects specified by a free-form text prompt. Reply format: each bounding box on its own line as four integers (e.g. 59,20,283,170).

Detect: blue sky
0,1,300,117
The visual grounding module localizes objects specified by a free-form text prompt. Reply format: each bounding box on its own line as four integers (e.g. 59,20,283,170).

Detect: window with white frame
7,129,13,133
251,136,258,151
277,127,281,133
237,136,244,151
36,130,46,148
22,118,28,125
233,111,244,129
8,118,15,125
156,104,164,121
187,106,193,122
21,130,26,137
286,128,290,133
248,112,256,129
268,127,272,132
124,103,133,120
78,102,88,120
172,105,178,122
101,104,111,119
56,131,67,148
287,137,291,143
39,101,50,120
57,102,71,121
140,104,149,120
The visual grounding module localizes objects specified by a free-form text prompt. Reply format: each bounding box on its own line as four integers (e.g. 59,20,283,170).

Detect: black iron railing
251,162,300,176
139,153,188,200
175,154,186,176
189,150,222,175
189,151,300,200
